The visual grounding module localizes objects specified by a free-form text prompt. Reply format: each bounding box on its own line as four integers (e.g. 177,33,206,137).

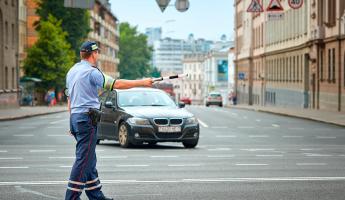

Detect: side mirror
178,102,185,108
105,101,114,108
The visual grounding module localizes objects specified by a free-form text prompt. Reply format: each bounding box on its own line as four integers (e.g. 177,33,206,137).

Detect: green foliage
119,23,153,79
150,67,161,78
23,15,75,91
36,0,91,58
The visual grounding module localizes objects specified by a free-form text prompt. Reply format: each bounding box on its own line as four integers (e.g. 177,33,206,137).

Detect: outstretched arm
113,78,153,89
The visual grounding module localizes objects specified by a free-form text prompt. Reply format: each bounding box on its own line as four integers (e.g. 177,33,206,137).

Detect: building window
11,23,14,48
12,67,15,89
5,21,8,45
328,49,331,82
332,48,336,83
323,0,336,27
320,50,324,81
5,67,8,89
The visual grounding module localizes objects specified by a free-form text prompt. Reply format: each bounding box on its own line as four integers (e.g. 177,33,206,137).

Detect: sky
110,0,234,41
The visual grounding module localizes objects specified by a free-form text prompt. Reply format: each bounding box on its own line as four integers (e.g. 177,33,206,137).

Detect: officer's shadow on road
98,142,192,150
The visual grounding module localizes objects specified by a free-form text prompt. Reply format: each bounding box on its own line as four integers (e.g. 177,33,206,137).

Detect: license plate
158,126,181,133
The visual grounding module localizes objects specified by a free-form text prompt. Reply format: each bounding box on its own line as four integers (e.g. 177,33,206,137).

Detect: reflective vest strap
102,73,115,91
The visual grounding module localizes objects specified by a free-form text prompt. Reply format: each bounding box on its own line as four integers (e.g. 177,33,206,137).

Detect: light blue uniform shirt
66,60,106,114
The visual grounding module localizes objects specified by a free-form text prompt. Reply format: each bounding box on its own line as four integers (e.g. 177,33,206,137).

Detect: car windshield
209,94,221,97
118,90,177,107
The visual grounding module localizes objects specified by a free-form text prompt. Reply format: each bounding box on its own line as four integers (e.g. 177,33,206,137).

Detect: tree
36,0,91,58
23,15,75,92
119,23,153,79
150,67,161,78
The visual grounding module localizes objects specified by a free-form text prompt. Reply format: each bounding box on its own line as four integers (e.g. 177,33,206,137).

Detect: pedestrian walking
65,41,153,200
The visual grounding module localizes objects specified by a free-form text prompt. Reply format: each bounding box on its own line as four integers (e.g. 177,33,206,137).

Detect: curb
0,110,68,122
227,105,345,128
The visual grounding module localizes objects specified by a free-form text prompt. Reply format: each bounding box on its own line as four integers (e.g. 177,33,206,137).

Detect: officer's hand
142,78,153,87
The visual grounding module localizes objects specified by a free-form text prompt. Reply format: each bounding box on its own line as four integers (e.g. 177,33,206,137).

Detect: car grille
170,118,183,125
153,118,183,126
153,118,169,125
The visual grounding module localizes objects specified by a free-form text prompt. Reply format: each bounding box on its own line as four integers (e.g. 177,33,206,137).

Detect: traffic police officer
65,41,153,200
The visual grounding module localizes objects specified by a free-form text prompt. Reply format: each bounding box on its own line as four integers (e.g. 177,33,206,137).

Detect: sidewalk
0,105,68,121
228,104,345,127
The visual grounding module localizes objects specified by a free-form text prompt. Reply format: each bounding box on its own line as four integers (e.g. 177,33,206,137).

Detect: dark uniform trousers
65,113,105,200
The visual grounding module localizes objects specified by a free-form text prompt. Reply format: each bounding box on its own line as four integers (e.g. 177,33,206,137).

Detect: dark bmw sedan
97,88,200,148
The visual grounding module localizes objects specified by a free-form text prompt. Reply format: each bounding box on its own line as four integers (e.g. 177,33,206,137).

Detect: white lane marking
47,134,69,137
211,126,228,129
120,150,144,152
59,166,72,168
100,156,128,159
339,155,345,157
243,116,248,119
282,136,304,138
15,185,59,199
216,135,237,138
207,148,231,151
197,119,208,128
272,124,280,128
256,119,261,122
2,177,345,186
116,165,149,167
207,155,234,158
231,113,238,116
241,148,275,152
47,126,64,129
96,149,105,152
168,164,201,167
0,167,29,169
255,155,283,157
49,157,75,159
316,136,337,139
29,150,56,153
49,119,68,124
14,134,34,137
300,148,323,151
296,163,327,166
0,157,23,160
0,150,8,153
238,126,254,129
18,126,35,129
235,164,268,166
117,194,162,197
249,135,269,138
303,153,332,157
150,156,178,158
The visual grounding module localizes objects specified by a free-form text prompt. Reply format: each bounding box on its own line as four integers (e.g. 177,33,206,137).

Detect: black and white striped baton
152,74,189,82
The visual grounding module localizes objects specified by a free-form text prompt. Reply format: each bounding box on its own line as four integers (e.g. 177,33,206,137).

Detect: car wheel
206,104,209,107
182,139,198,148
219,103,223,107
96,139,101,144
119,122,131,148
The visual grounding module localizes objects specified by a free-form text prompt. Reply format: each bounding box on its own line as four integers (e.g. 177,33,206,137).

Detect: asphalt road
0,105,344,200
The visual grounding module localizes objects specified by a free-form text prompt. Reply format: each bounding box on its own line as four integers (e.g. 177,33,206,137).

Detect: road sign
238,72,245,80
247,0,263,12
64,0,94,9
175,0,190,12
156,0,171,12
266,0,284,12
288,0,303,9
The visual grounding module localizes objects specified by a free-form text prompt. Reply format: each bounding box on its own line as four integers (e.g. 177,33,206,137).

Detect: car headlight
185,117,198,125
127,117,151,125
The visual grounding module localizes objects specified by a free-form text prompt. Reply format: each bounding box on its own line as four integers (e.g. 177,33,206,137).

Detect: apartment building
235,0,345,112
89,0,120,78
0,0,19,108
